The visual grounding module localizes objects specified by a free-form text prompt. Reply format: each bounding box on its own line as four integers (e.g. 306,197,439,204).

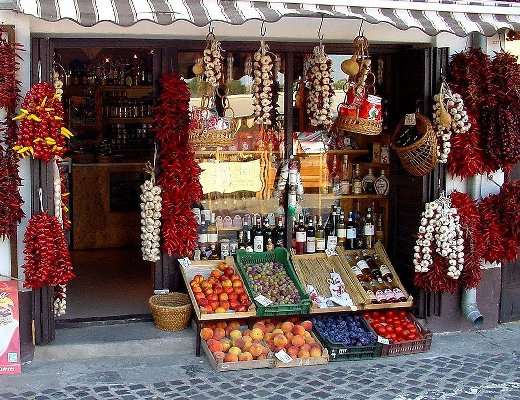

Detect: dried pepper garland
13,82,73,161
0,149,24,239
252,41,278,126
306,43,334,128
0,29,22,118
154,73,202,257
23,212,75,290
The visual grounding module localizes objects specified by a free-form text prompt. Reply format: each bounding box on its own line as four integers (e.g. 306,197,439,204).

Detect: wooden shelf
296,149,369,157
106,117,154,124
101,85,153,91
307,193,389,200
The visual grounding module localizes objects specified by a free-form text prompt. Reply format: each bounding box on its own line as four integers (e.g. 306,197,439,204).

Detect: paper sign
330,296,354,307
377,336,390,345
199,159,263,194
154,289,170,295
404,113,416,126
325,248,338,257
254,295,273,307
178,258,191,268
275,350,293,363
0,281,21,375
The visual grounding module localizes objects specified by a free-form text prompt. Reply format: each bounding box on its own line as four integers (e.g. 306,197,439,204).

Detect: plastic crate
235,248,311,317
312,316,382,362
375,314,432,357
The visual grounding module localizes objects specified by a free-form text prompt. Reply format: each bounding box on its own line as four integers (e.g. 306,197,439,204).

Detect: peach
298,349,310,359
249,343,264,358
228,346,242,356
243,338,253,352
208,339,223,353
292,325,306,336
272,328,284,336
264,332,274,342
265,323,275,333
253,322,266,333
242,329,251,338
305,335,316,345
310,344,322,358
214,307,227,313
301,320,313,332
257,353,267,360
250,328,264,341
224,353,238,363
213,351,225,360
220,338,232,352
273,334,288,348
238,352,253,361
213,327,226,341
261,345,269,356
287,346,299,358
229,329,242,341
233,337,246,349
285,331,294,343
281,321,294,334
301,344,311,353
200,327,213,341
291,335,305,347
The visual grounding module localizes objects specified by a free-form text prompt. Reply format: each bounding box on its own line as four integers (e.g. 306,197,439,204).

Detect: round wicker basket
391,113,438,177
149,292,193,332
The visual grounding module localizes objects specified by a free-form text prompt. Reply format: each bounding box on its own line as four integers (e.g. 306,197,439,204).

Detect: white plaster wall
0,11,31,283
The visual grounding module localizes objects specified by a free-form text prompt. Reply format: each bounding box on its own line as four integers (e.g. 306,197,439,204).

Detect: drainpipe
461,175,483,325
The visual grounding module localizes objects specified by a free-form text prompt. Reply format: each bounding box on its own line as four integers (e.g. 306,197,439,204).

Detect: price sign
404,113,416,126
377,336,390,345
178,257,191,268
325,248,338,257
330,296,352,307
275,350,293,364
254,295,273,307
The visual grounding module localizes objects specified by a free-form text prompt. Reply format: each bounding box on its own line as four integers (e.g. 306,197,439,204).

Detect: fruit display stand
291,252,365,314
312,315,382,362
338,242,414,309
235,248,311,317
363,311,432,357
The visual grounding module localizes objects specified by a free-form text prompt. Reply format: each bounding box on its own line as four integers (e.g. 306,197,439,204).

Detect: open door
388,47,448,319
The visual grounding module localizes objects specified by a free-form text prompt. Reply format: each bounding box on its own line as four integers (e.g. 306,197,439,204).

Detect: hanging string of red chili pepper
12,82,73,161
23,211,75,289
154,73,202,257
0,29,24,239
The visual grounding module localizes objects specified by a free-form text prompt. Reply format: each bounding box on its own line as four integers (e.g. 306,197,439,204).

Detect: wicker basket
149,292,193,331
391,113,438,177
336,113,382,135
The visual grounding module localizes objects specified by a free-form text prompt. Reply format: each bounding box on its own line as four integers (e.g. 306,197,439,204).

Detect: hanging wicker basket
149,292,193,331
391,113,438,177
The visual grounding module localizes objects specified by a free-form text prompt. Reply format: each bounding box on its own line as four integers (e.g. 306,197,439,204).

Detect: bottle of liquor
380,264,407,302
336,211,346,249
362,167,376,194
355,254,371,276
263,216,274,251
355,202,365,249
374,170,389,196
207,213,218,246
364,208,375,249
198,214,208,252
208,243,219,260
305,216,316,254
340,155,351,195
274,216,285,248
375,212,384,243
295,215,307,255
346,211,357,250
315,216,326,253
325,207,338,251
253,216,264,253
352,164,363,195
241,219,253,252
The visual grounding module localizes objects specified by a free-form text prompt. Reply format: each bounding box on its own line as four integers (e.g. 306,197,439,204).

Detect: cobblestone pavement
1,323,519,400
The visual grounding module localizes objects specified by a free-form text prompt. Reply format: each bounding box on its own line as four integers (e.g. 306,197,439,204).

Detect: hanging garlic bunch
203,34,223,87
140,166,162,262
54,285,67,317
252,41,276,126
413,193,465,279
306,43,334,128
432,82,471,163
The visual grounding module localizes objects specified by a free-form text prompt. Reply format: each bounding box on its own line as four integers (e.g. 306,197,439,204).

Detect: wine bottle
305,216,316,254
253,216,264,253
346,211,357,250
325,207,338,251
336,211,346,248
315,216,326,253
295,214,306,255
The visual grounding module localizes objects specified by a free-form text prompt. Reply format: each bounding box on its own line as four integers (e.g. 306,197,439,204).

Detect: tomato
386,310,395,318
377,326,387,335
385,326,394,334
395,326,403,334
406,322,416,330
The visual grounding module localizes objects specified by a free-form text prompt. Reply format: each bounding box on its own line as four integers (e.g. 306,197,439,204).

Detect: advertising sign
0,280,21,375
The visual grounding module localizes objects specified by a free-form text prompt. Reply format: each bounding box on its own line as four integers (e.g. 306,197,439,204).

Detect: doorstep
35,321,196,362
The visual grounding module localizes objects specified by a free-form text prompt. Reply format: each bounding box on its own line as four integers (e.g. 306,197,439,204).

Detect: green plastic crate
312,317,382,362
235,248,311,317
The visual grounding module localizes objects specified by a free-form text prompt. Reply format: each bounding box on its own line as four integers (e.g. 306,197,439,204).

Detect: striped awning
2,0,520,37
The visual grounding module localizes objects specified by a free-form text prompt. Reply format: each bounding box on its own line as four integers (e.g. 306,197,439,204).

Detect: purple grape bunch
245,261,301,305
312,315,377,347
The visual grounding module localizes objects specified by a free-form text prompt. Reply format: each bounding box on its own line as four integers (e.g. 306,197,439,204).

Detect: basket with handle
391,112,438,177
189,95,240,148
149,292,193,331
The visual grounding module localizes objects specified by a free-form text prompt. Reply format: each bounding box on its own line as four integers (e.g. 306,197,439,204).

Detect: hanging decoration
337,35,382,135
154,73,202,257
252,40,277,126
140,162,162,262
432,81,470,163
306,43,334,128
23,210,75,290
12,82,73,161
0,28,24,239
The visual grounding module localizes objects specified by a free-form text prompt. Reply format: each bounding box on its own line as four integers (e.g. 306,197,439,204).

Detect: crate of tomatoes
363,310,432,357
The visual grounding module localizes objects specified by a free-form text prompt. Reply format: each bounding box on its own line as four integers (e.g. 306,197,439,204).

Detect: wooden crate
338,242,413,309
180,257,256,321
291,252,365,314
272,332,329,368
201,338,275,371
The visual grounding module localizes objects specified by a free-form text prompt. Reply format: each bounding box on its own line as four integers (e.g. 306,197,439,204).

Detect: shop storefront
1,0,519,368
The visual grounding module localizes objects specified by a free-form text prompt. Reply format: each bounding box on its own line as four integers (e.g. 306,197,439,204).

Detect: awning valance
2,0,520,37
